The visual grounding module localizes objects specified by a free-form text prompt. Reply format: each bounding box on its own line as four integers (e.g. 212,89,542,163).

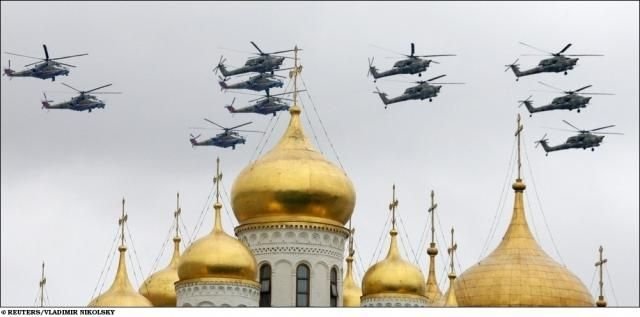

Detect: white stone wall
176,280,259,307
236,224,348,307
361,295,428,307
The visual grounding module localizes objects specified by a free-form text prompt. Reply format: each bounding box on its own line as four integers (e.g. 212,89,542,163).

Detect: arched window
259,264,272,307
296,264,310,307
330,267,338,307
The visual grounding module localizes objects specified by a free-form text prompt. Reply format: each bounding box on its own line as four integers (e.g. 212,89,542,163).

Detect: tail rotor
41,92,53,110
504,58,520,72
534,133,548,149
213,55,226,74
367,57,375,77
517,95,533,108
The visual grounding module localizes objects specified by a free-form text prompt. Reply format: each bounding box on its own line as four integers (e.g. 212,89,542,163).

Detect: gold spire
454,115,594,307
89,199,152,307
443,227,458,307
361,185,426,300
177,158,258,284
425,190,443,304
38,261,46,307
595,245,608,307
342,220,362,307
139,192,183,307
230,46,355,227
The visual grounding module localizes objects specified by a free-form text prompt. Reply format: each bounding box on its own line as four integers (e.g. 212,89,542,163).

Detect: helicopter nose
436,86,442,92
599,136,605,141
572,58,579,65
586,97,592,103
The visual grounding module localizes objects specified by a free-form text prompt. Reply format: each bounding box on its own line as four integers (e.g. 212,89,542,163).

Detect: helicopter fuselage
227,98,290,116
218,55,285,77
42,94,106,112
219,74,284,93
509,56,579,79
5,61,69,81
191,132,246,149
523,95,592,115
369,58,431,80
538,132,605,154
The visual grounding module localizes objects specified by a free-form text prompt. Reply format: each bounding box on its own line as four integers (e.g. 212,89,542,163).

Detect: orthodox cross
388,184,399,230
514,114,524,179
595,245,608,299
428,190,438,244
447,227,458,274
174,192,181,239
118,198,128,247
38,261,46,307
213,157,223,203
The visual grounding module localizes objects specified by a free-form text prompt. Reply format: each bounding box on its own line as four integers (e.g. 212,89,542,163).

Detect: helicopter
519,81,614,116
505,42,602,81
535,120,623,156
367,43,455,82
213,41,298,77
373,74,463,108
218,73,284,96
189,120,262,150
3,44,87,81
41,83,121,112
225,91,304,116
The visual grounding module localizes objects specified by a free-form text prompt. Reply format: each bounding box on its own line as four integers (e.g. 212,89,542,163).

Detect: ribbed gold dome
343,255,362,306
139,237,181,307
88,246,153,307
454,179,594,307
178,202,257,283
362,229,426,299
231,105,356,227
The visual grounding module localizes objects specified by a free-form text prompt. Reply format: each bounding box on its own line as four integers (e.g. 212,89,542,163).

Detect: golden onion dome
231,105,356,227
342,254,362,306
139,237,181,307
362,229,426,299
177,202,257,283
88,246,153,307
454,179,594,307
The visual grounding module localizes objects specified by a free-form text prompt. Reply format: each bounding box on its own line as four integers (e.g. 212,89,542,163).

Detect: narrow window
259,264,271,307
296,264,310,307
330,267,338,307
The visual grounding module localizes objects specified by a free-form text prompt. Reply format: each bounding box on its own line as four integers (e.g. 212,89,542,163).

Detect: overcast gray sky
1,1,638,307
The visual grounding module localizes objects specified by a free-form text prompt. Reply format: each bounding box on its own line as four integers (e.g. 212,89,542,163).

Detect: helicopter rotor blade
414,54,456,58
228,121,253,130
562,120,582,132
4,52,44,60
85,83,113,94
90,92,122,94
61,83,82,93
563,54,604,56
579,92,615,96
573,85,592,93
429,82,465,85
518,42,553,55
54,61,77,68
555,43,572,55
42,44,49,60
268,48,299,55
592,131,623,135
49,53,88,61
590,125,616,132
234,129,265,134
430,60,440,64
250,41,264,55
537,81,563,92
411,43,415,57
427,74,446,82
24,60,45,67
204,118,227,129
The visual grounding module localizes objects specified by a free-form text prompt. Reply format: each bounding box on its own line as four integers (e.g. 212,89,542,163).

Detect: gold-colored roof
342,226,362,307
139,237,181,307
178,201,257,283
454,179,594,306
88,246,153,307
362,229,426,299
231,104,356,227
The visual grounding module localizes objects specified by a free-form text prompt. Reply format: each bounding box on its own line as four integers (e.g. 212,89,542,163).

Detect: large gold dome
454,180,594,307
88,246,153,307
362,229,426,299
139,237,181,307
231,105,356,227
177,202,257,283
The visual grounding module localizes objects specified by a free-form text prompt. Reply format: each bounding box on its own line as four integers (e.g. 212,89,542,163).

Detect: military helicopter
535,120,623,156
519,81,614,116
41,83,121,113
3,44,87,81
225,90,304,116
505,42,602,81
213,41,298,77
218,73,284,96
367,43,455,82
189,120,263,150
373,74,463,108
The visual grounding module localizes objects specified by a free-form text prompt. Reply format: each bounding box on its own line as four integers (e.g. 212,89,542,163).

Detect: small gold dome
139,237,181,307
425,243,443,304
231,105,356,227
362,229,426,299
454,179,594,306
178,202,257,283
343,255,362,307
88,246,153,307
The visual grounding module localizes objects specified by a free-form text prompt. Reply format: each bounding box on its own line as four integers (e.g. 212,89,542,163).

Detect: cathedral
85,55,600,308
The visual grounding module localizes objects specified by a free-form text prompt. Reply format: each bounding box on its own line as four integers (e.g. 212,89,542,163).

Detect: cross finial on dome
213,157,223,204
595,245,608,307
289,45,303,112
348,220,355,257
174,192,181,240
447,227,457,276
514,114,524,180
118,198,128,248
388,184,399,231
428,190,438,245
38,261,46,307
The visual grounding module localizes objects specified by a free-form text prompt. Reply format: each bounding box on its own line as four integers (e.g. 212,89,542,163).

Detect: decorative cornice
235,221,349,237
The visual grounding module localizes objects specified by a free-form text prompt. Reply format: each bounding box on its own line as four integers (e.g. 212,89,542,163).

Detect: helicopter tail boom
225,105,236,113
